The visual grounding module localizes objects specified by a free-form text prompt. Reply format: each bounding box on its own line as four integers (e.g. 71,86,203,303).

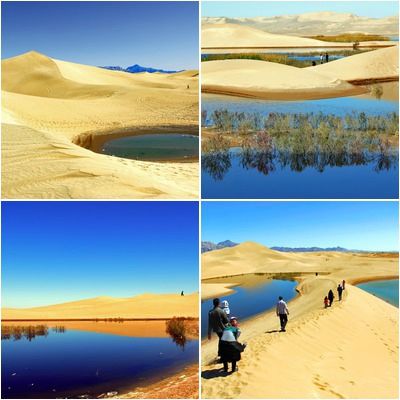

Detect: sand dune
201,243,398,398
201,59,365,100
202,23,334,49
2,293,199,320
310,45,399,82
1,51,199,199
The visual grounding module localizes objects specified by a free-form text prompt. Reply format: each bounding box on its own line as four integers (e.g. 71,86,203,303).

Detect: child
324,296,329,308
221,300,230,318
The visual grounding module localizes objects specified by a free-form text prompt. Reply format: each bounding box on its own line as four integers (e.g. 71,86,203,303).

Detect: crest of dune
2,293,199,320
202,23,333,48
202,58,366,99
309,44,399,82
1,51,199,199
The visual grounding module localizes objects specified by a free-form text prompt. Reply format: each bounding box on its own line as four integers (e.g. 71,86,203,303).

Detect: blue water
202,149,398,199
2,326,198,398
357,279,399,307
202,94,398,120
101,134,198,161
201,279,298,337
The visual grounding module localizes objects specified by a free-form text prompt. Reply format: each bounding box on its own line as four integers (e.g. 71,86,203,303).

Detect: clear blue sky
202,1,398,18
2,202,199,308
1,1,199,69
202,202,399,251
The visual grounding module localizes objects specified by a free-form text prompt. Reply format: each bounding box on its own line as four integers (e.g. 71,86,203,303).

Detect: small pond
101,134,198,161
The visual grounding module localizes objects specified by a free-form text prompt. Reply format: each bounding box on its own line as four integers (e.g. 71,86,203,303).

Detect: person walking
324,296,329,308
220,300,231,319
328,289,335,306
276,296,289,332
208,298,229,355
320,53,324,64
337,283,343,301
180,290,184,296
325,52,329,63
342,280,346,290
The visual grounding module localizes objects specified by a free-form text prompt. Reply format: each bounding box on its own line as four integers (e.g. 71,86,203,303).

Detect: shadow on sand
202,368,230,379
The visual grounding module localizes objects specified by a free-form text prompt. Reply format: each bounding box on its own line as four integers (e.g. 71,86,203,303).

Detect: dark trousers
216,331,223,356
223,360,237,372
279,314,288,330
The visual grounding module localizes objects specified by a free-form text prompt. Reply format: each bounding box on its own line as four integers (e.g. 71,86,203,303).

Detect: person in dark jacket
208,298,229,356
325,52,329,63
337,283,343,301
328,289,335,306
220,317,246,373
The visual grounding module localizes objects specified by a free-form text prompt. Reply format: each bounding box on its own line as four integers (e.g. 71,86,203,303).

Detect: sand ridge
2,292,199,320
201,243,398,398
1,51,199,199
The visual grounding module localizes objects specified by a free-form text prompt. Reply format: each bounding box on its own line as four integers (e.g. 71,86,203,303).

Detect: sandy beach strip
201,243,398,398
1,51,199,199
201,59,366,100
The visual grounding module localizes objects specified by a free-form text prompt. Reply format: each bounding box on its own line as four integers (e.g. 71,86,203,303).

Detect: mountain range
101,64,182,74
202,12,398,36
201,241,373,253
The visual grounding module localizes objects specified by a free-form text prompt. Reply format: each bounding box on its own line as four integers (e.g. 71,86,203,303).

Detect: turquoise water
2,325,198,398
201,278,298,337
357,279,399,307
101,134,199,161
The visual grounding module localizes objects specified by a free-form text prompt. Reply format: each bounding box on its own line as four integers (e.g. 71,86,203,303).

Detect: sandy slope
1,51,199,199
310,45,399,82
201,243,398,398
2,293,199,319
201,59,365,100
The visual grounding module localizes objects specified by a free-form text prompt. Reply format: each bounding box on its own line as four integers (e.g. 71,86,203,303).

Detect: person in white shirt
276,296,289,332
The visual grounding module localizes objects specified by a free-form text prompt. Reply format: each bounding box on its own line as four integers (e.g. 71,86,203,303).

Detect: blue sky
2,202,199,308
1,1,198,69
202,202,399,251
202,1,398,18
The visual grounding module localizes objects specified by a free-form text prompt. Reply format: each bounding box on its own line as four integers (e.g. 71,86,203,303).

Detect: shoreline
73,124,199,163
201,44,395,51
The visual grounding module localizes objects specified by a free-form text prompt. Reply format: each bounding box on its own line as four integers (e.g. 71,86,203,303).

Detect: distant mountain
201,240,238,253
101,64,182,74
202,12,398,36
271,246,352,253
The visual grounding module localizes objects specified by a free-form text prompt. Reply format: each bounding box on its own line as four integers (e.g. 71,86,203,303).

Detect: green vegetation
306,33,390,43
201,49,370,68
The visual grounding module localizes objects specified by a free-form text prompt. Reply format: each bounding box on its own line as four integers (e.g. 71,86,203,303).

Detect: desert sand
201,23,396,50
202,59,366,100
2,51,199,199
2,292,198,320
310,45,399,83
202,242,398,398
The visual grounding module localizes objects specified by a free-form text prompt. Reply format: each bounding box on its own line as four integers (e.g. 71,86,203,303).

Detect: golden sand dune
1,51,199,199
202,23,338,49
310,45,399,82
201,59,365,100
2,292,199,320
201,243,398,398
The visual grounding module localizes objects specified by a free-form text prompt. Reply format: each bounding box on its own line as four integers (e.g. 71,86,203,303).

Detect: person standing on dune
328,289,335,306
276,296,289,332
337,283,343,301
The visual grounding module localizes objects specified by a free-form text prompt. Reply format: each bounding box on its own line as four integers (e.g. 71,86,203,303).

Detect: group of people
208,296,291,374
312,52,330,66
324,279,346,308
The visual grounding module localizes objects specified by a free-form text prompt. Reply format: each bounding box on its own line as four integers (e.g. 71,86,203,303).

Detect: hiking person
208,298,229,356
328,289,334,306
320,53,324,64
276,296,289,332
220,300,230,319
324,296,329,308
337,283,343,301
181,290,184,296
342,280,346,290
220,317,246,373
325,52,329,63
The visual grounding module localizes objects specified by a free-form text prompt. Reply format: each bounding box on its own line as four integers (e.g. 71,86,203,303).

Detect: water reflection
1,325,67,341
202,149,398,181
